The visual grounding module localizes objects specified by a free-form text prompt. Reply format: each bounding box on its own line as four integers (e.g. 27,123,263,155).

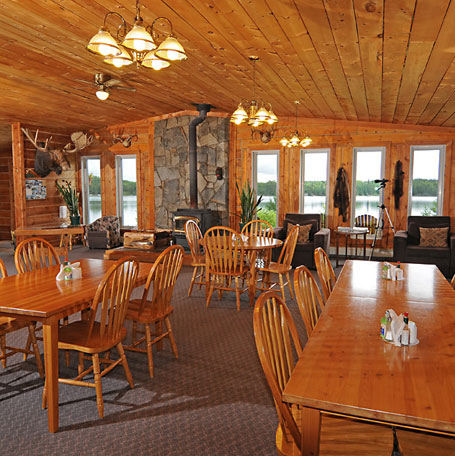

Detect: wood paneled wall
0,142,12,240
232,117,455,248
10,123,75,241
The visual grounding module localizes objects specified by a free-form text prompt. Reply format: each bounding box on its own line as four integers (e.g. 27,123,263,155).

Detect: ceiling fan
77,73,136,100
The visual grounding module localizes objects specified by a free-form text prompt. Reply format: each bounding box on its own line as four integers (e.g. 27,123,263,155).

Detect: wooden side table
335,227,369,267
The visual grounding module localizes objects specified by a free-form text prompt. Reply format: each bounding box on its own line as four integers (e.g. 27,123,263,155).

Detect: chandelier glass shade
279,101,312,148
230,57,278,128
87,0,186,71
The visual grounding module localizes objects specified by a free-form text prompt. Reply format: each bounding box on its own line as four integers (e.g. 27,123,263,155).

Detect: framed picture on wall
25,179,47,200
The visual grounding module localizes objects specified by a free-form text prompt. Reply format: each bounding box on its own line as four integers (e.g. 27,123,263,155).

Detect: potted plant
56,180,81,226
236,181,263,230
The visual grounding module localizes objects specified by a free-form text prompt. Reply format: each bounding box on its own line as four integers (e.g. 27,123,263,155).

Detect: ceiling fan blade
74,78,95,85
112,86,137,91
104,79,123,87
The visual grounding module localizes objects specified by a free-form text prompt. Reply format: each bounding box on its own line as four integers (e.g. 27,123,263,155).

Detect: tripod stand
369,183,395,260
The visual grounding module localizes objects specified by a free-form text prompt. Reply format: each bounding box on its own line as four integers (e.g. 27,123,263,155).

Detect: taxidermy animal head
21,128,70,177
112,133,138,148
63,131,94,153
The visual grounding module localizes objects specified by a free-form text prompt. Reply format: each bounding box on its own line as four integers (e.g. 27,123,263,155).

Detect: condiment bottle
401,312,409,346
382,263,389,279
385,310,393,341
395,262,404,280
380,315,387,339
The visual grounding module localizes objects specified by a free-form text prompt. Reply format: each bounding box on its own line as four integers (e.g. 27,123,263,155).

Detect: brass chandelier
279,101,312,148
87,0,186,70
230,57,278,128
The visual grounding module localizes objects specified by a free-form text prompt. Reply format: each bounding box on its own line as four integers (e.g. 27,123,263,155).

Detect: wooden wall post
11,123,26,229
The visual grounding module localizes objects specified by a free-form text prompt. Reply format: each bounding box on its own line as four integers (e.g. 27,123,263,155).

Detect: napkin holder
56,262,82,281
388,309,405,347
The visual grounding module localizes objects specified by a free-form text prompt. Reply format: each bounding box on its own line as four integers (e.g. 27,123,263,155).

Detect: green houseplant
236,181,263,229
56,180,81,226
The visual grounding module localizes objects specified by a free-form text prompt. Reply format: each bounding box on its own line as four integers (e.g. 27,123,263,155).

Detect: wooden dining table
0,258,153,433
282,260,455,455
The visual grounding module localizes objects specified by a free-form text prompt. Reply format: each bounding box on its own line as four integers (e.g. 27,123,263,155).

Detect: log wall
232,117,455,249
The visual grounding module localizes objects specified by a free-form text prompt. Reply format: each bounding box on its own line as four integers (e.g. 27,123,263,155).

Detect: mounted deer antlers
112,133,138,148
21,128,70,177
63,131,94,153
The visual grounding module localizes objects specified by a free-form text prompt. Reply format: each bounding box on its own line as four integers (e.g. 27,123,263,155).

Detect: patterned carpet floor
0,243,310,456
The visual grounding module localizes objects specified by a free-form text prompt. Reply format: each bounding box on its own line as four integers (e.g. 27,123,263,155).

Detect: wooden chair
124,245,184,378
204,226,249,312
0,259,44,378
185,220,205,297
241,219,273,267
253,291,415,455
354,214,378,235
293,265,325,337
43,257,139,418
451,273,455,289
14,237,60,273
314,247,336,303
257,224,299,301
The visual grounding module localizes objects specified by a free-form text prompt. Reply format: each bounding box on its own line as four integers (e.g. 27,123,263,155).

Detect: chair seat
191,254,205,267
127,299,174,323
58,320,127,354
407,246,450,259
259,261,292,275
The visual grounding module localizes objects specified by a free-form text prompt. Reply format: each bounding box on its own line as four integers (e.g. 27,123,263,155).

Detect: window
409,145,445,216
81,157,101,224
300,149,329,224
351,147,386,227
252,150,279,227
116,155,137,228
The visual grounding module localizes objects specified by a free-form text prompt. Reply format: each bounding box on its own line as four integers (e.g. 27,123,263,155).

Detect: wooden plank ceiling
1,0,455,144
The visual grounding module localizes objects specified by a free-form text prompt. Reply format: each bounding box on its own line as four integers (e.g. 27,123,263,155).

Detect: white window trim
81,155,100,225
299,148,330,215
408,145,445,216
252,150,279,226
351,147,386,231
115,155,137,229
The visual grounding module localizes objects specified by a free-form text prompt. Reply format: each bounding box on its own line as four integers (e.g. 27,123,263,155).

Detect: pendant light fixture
279,101,312,148
230,56,278,128
87,0,186,70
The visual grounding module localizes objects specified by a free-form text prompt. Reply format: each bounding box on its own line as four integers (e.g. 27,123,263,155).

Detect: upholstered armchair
87,216,121,249
393,216,455,277
272,213,330,269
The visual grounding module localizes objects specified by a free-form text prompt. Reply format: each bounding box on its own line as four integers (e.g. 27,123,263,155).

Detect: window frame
80,155,101,225
115,154,138,229
350,146,386,229
408,145,446,216
299,148,330,216
252,149,279,227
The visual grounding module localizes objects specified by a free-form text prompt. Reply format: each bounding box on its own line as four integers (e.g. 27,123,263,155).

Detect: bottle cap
404,312,408,317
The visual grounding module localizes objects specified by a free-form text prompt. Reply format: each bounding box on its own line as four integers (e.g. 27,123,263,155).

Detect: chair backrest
241,219,273,239
314,247,336,302
136,245,184,316
277,224,299,267
204,226,245,275
87,257,139,340
15,237,60,273
185,220,203,261
354,214,377,235
253,291,303,451
294,265,325,337
0,258,7,278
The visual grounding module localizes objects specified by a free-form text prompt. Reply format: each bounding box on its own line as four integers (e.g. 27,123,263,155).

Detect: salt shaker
409,321,418,344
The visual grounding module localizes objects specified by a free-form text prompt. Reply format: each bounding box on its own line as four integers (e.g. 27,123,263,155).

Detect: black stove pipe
189,103,212,208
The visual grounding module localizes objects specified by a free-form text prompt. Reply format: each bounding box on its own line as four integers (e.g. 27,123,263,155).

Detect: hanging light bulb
104,46,133,68
142,50,171,70
280,101,312,148
230,56,278,131
87,29,121,56
96,88,109,101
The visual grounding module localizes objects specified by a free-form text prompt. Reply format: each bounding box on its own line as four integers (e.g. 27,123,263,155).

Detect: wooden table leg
43,317,59,433
301,407,321,456
363,233,367,259
336,232,339,268
248,251,258,306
